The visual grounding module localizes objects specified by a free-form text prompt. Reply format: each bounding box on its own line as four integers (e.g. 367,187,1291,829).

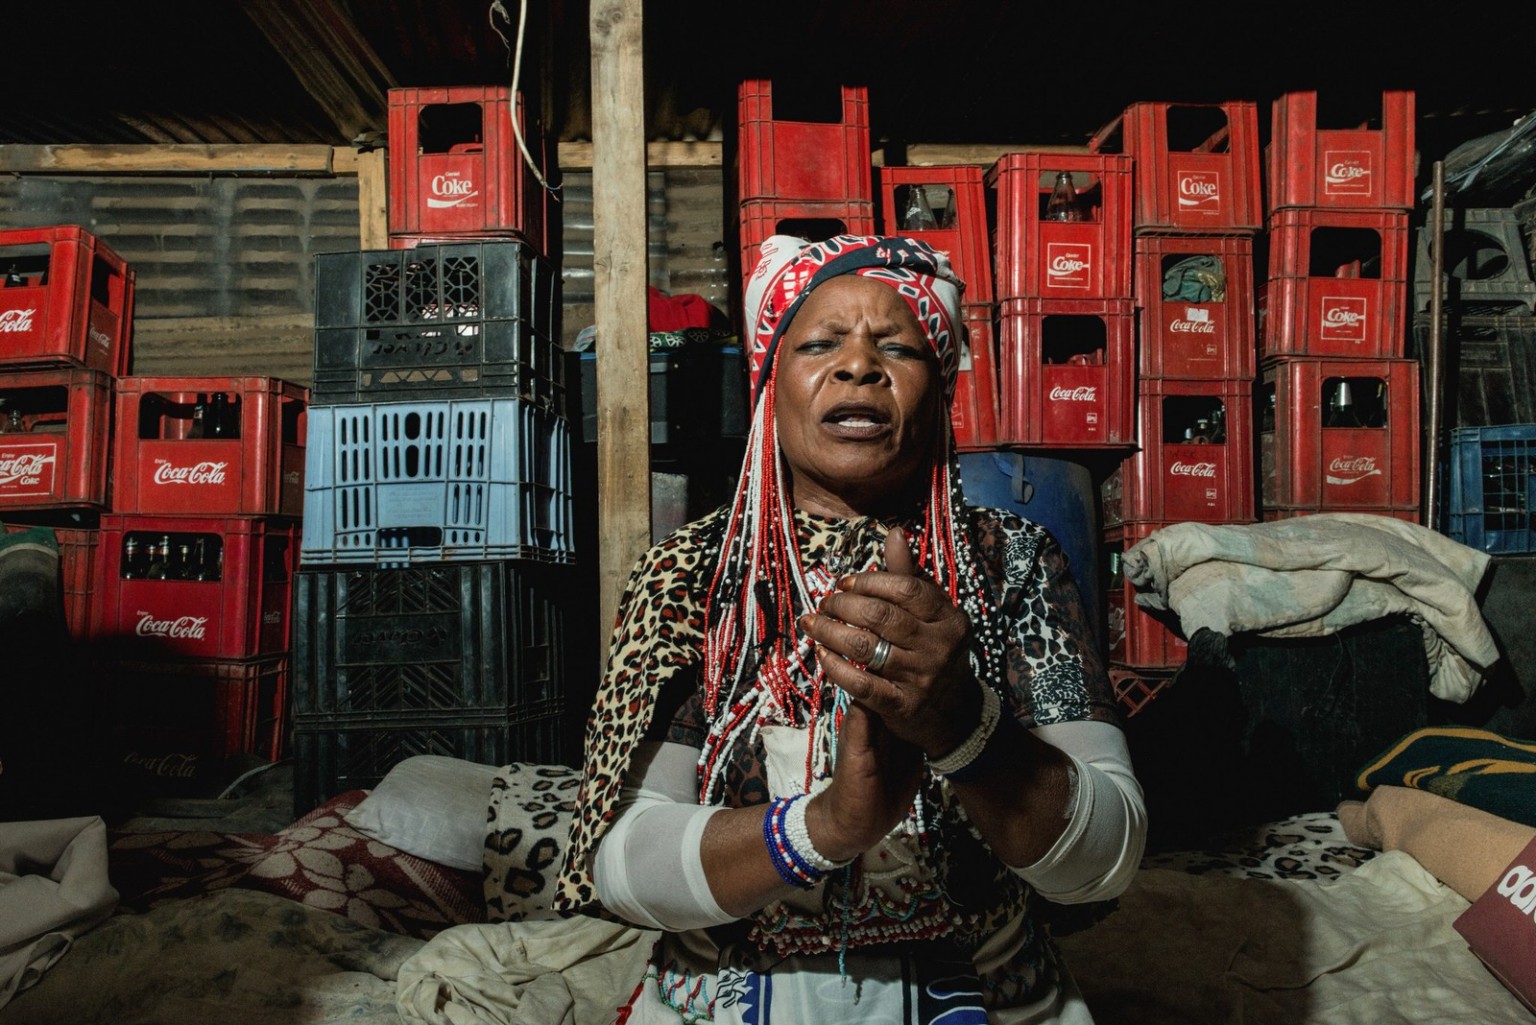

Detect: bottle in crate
878,165,994,304
112,376,307,517
0,225,134,376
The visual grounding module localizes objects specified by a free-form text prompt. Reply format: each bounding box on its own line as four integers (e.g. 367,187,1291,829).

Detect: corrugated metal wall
0,167,733,384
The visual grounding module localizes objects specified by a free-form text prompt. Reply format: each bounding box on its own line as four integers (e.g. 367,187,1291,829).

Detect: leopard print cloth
554,503,1120,917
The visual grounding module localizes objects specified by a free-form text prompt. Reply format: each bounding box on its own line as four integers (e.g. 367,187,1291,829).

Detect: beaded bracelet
762,796,823,888
783,790,855,872
928,684,1002,778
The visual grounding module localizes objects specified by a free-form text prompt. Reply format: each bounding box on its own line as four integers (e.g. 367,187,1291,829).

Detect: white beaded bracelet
784,792,855,872
928,684,1002,777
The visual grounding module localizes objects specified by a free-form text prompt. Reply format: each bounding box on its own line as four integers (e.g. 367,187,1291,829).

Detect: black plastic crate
311,240,563,407
1410,314,1536,427
573,343,748,447
1413,207,1536,317
292,559,573,717
289,703,574,815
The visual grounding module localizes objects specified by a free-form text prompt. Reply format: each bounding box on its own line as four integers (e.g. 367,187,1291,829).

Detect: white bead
928,684,1002,776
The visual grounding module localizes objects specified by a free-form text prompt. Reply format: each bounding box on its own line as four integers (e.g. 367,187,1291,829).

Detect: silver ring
866,636,893,674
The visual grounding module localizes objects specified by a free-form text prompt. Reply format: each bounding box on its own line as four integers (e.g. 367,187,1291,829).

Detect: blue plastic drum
957,451,1101,648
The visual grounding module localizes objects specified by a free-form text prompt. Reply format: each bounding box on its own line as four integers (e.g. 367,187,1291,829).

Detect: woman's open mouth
822,402,891,440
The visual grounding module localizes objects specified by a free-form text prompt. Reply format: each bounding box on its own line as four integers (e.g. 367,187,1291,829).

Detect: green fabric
1355,726,1536,827
1162,255,1226,303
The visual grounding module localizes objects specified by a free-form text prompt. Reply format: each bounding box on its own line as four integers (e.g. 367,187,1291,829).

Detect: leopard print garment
554,503,1119,915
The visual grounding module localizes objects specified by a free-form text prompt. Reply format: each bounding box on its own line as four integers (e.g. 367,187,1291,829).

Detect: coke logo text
428,174,478,209
0,450,55,487
1049,255,1088,273
1170,461,1217,478
135,612,210,640
1327,162,1370,181
1169,317,1216,334
0,308,37,333
153,460,229,486
1048,385,1098,402
1329,456,1378,474
88,324,111,350
1044,243,1090,288
123,751,199,778
1177,173,1221,209
1324,151,1374,194
1324,306,1365,326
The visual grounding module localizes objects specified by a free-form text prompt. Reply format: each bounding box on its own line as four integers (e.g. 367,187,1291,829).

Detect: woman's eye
881,342,923,359
797,338,835,353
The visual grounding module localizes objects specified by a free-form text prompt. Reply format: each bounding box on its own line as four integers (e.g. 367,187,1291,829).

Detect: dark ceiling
3,1,1535,177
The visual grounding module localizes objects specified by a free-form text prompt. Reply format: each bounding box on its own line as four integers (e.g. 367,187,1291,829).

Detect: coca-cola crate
312,240,562,408
878,164,994,304
1105,521,1188,670
91,514,298,661
737,199,878,303
301,397,573,568
951,305,1001,451
1445,424,1536,554
1133,234,1257,379
1102,379,1256,527
1268,90,1417,212
1110,666,1177,718
112,376,307,517
735,81,871,206
1410,314,1536,428
0,367,112,511
985,152,1135,301
1089,101,1264,235
1413,207,1536,317
0,225,134,376
99,654,289,797
995,297,1136,449
1259,357,1421,516
2,522,96,641
1262,208,1411,359
387,86,548,250
291,702,573,815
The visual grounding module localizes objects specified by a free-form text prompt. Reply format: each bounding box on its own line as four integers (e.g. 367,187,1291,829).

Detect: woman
556,234,1146,1023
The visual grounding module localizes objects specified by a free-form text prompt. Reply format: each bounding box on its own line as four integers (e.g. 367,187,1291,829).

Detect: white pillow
343,755,502,871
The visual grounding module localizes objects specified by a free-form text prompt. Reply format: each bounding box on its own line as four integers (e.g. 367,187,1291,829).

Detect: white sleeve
590,740,736,931
1009,719,1147,903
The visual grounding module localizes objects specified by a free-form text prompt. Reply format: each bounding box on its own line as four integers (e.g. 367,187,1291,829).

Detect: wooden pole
1425,161,1446,529
589,0,651,659
355,148,389,249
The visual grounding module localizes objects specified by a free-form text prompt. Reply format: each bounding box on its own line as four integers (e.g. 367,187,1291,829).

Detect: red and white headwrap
700,235,1003,780
742,233,966,408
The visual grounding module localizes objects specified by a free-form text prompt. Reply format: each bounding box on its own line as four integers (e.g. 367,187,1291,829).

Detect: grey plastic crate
1414,207,1536,317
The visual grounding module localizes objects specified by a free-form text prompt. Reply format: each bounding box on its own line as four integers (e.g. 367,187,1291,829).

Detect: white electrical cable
490,0,558,197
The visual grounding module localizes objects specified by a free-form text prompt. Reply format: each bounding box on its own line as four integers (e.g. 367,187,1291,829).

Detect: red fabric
648,286,721,332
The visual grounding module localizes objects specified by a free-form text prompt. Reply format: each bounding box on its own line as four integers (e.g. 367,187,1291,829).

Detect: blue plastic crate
1446,424,1536,553
311,240,562,406
300,397,574,567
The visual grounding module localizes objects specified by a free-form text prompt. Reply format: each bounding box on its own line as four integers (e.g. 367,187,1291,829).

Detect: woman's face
773,274,942,519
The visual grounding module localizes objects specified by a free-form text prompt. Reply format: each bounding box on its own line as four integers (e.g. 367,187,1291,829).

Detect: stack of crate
1259,91,1420,524
1407,161,1536,555
1090,101,1265,713
291,85,579,815
0,225,129,643
732,81,875,307
96,375,307,789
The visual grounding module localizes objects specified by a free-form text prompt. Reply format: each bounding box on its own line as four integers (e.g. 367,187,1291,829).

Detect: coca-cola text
135,612,210,640
0,450,55,488
153,460,230,486
0,308,36,333
1048,385,1098,402
1170,461,1217,478
123,751,199,778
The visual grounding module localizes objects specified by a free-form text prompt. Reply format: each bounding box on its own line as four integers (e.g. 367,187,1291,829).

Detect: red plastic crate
0,367,112,511
950,304,1000,451
1263,208,1410,359
2,522,96,640
1089,101,1264,235
1133,234,1257,379
995,297,1136,448
1261,507,1421,525
1102,378,1256,527
387,86,548,249
92,514,298,662
736,81,871,205
0,225,134,376
737,198,878,299
1259,357,1421,516
878,165,994,303
1268,90,1417,212
102,654,290,789
112,376,308,517
1106,521,1188,670
985,152,1135,301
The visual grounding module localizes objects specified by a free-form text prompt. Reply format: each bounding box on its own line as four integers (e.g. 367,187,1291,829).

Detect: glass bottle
146,535,172,579
1045,171,1087,222
123,536,143,579
189,393,208,439
208,393,229,438
900,186,938,231
1324,379,1364,428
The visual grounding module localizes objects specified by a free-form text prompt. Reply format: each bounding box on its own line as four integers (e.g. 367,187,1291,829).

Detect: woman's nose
832,338,885,384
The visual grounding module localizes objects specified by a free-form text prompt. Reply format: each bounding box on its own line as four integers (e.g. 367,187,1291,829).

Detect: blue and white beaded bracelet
763,793,854,888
